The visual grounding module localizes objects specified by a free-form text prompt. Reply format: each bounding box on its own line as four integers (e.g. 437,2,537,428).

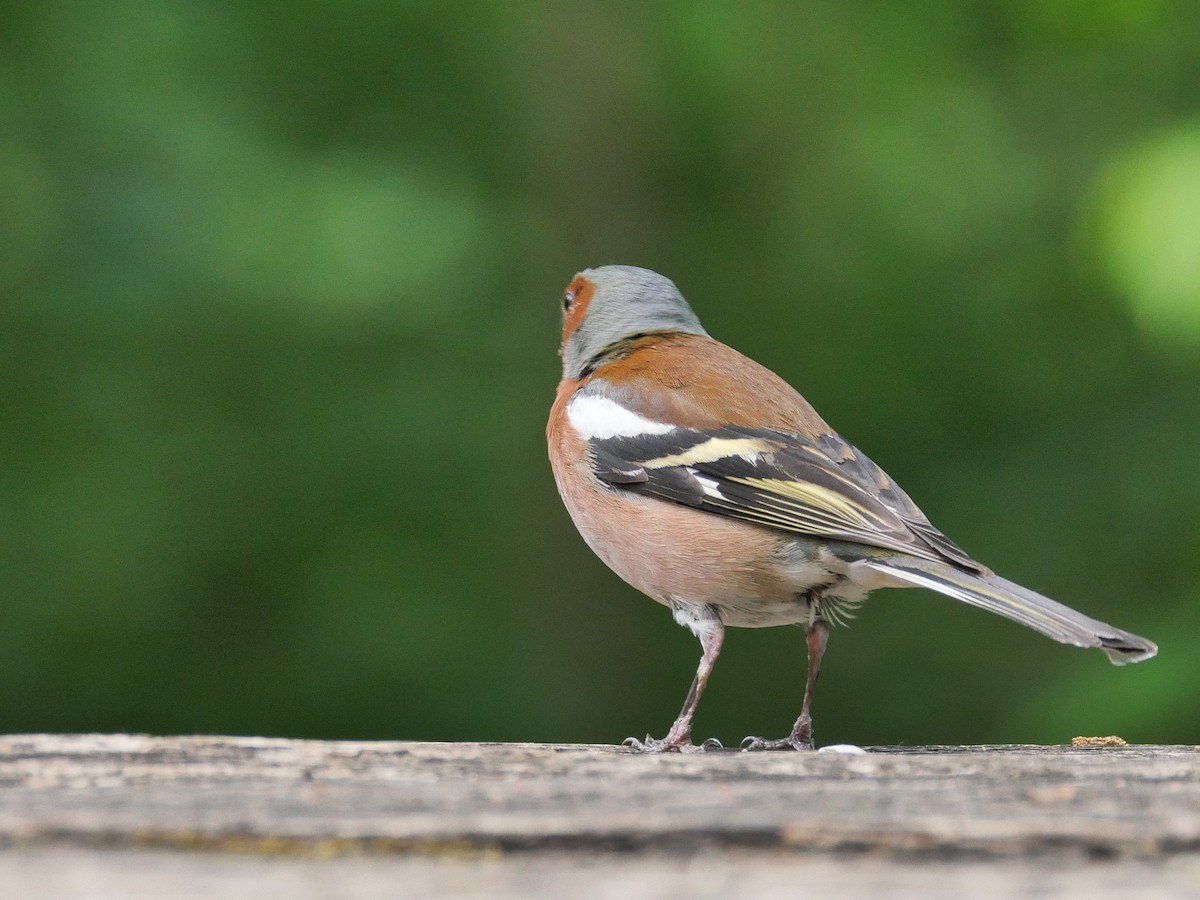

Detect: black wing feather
590,425,987,574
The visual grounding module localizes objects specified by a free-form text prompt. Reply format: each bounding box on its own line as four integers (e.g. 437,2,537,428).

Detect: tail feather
860,558,1157,665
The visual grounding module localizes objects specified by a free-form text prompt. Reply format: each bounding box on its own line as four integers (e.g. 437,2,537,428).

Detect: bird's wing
589,423,987,574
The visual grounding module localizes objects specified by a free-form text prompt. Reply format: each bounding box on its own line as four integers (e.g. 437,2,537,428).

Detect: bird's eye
563,289,576,311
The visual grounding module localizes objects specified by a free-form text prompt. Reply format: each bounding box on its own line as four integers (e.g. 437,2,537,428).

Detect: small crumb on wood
1071,735,1128,747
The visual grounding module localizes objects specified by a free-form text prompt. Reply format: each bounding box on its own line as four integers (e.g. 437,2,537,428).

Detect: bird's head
558,265,708,379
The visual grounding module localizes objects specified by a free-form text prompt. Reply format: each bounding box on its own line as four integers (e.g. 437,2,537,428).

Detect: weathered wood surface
2,735,1199,897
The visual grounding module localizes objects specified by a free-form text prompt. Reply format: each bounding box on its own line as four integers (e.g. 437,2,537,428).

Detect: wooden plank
4,847,1200,900
1,736,1197,897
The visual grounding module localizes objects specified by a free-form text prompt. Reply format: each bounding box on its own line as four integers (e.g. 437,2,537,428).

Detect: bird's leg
624,618,725,753
793,618,830,746
742,617,829,751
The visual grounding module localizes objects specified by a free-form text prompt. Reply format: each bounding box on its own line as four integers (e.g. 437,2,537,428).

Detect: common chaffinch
547,265,1157,753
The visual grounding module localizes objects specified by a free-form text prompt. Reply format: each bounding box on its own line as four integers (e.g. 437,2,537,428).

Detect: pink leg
742,618,829,751
625,621,725,753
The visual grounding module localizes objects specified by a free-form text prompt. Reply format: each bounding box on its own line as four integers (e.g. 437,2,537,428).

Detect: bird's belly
715,596,814,628
552,459,840,624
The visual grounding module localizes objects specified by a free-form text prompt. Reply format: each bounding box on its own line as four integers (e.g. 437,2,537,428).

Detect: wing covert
589,424,987,573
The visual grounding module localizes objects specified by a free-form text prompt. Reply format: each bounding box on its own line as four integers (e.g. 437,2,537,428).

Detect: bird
546,265,1157,753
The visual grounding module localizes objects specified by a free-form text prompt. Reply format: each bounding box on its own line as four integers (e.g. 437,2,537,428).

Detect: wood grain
2,735,1198,897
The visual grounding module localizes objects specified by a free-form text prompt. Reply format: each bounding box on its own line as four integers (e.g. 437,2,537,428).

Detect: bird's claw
740,734,814,752
623,734,724,754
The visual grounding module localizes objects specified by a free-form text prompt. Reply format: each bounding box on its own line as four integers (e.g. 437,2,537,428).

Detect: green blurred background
2,1,1198,747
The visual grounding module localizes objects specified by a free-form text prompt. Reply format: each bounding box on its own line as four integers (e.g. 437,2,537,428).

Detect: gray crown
562,266,708,379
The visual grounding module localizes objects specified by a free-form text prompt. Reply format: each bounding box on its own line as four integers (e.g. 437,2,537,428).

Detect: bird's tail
858,557,1157,665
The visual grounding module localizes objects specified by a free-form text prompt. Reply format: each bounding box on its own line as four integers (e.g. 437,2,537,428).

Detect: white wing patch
691,471,726,500
567,394,675,441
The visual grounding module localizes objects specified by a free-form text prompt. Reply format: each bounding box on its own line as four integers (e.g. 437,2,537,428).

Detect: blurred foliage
1094,123,1200,346
1,1,1198,746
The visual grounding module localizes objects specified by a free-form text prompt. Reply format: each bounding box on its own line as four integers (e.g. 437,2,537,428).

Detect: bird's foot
742,711,814,751
740,734,814,752
623,734,724,754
